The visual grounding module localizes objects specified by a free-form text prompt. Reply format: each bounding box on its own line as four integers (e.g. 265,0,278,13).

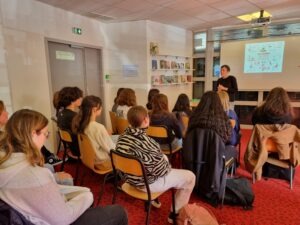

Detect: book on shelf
161,75,173,84
179,63,185,69
152,60,158,70
152,75,161,85
181,75,187,83
187,75,193,82
159,60,170,69
172,75,179,83
171,61,178,69
185,62,190,69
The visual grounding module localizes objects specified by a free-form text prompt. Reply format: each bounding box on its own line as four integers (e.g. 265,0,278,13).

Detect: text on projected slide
244,41,285,73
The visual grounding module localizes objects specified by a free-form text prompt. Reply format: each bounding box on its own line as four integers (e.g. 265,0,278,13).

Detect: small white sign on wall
56,51,75,61
123,64,139,77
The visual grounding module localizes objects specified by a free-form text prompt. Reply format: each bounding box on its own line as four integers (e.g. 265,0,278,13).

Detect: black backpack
224,177,254,210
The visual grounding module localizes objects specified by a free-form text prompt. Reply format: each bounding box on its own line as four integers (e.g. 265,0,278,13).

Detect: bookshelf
151,55,193,86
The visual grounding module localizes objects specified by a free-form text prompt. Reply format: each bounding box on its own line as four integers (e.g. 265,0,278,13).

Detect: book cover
173,75,179,83
187,75,193,82
152,75,161,85
160,60,166,69
181,75,187,83
152,60,158,70
185,62,190,69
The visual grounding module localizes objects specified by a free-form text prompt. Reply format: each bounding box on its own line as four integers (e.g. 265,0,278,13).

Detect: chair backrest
59,129,72,143
265,138,277,152
116,117,129,134
146,125,168,139
110,150,144,176
77,133,96,170
109,111,118,134
181,115,189,137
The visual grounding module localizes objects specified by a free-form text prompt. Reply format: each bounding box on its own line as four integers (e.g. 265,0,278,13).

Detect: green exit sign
72,27,82,35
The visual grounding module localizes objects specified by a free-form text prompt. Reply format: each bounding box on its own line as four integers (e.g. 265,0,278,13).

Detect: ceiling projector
251,10,271,26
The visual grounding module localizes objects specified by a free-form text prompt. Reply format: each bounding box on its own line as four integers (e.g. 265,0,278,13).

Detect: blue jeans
72,205,128,225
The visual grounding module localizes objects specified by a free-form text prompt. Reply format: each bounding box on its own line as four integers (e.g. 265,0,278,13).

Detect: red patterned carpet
59,129,300,225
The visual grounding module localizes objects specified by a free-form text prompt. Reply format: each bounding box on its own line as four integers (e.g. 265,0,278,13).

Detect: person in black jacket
252,87,293,125
215,65,238,105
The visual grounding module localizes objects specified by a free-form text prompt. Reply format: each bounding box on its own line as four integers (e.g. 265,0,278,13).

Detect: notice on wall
56,51,75,61
123,64,139,77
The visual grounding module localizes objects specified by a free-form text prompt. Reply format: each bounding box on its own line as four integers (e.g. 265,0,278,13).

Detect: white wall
0,0,107,151
0,0,194,151
146,21,193,109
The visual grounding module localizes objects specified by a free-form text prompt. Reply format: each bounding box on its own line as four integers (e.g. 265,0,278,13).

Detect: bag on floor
224,177,254,210
262,162,295,181
177,203,219,225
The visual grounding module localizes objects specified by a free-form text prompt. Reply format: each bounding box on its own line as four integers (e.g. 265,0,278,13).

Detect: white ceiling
36,0,300,31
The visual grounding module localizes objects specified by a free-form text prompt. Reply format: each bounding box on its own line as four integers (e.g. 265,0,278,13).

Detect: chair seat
162,146,182,155
121,183,163,201
266,157,290,169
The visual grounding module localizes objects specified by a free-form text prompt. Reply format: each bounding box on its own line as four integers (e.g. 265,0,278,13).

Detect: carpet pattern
59,129,300,225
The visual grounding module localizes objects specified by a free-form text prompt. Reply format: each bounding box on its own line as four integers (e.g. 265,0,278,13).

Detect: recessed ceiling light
237,11,271,22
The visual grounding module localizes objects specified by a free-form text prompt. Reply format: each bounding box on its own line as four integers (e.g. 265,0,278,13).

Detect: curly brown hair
151,93,169,115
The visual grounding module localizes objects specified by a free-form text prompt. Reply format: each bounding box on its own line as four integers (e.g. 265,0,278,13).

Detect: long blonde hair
0,109,48,166
218,91,230,112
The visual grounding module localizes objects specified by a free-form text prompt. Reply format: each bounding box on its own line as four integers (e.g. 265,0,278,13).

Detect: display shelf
151,54,193,86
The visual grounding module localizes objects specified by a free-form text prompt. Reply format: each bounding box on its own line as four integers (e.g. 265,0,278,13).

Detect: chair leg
112,172,119,204
290,165,293,190
60,142,68,171
252,173,255,184
145,201,151,225
171,189,177,225
97,172,114,205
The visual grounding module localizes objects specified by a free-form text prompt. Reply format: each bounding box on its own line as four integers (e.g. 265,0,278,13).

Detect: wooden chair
116,117,129,134
146,125,182,167
181,115,189,137
110,149,176,225
59,129,73,172
253,137,295,189
109,111,118,134
77,133,113,204
51,116,62,154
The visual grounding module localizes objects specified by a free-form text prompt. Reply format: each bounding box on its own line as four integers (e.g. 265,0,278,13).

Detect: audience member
116,88,136,118
0,100,8,133
188,91,236,160
252,87,293,125
150,93,183,149
116,106,195,224
57,86,83,157
172,93,192,118
73,95,115,170
112,88,124,113
146,88,160,111
218,91,240,146
0,109,128,225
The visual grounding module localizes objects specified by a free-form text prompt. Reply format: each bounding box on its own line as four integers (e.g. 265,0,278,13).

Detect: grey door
48,41,105,123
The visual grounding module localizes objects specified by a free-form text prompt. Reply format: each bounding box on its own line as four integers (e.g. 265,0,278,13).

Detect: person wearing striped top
116,106,195,224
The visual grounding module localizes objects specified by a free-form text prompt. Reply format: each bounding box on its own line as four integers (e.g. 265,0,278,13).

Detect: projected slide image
244,41,285,73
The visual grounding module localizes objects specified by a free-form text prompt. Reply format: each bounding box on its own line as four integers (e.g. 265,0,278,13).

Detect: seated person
172,93,192,118
0,109,128,225
116,88,136,118
146,88,160,111
252,87,293,125
116,106,195,224
112,88,124,113
73,95,115,170
218,91,240,146
57,86,83,157
0,100,62,166
150,94,183,149
188,91,236,161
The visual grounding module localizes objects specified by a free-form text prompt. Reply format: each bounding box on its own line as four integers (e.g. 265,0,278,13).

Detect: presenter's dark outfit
216,76,238,102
